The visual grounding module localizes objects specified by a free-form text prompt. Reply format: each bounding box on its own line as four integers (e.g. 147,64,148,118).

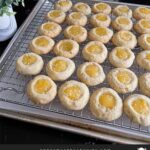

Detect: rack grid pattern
0,0,150,141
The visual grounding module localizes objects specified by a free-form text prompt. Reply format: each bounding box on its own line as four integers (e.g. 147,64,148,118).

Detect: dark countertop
0,117,110,144
0,0,149,144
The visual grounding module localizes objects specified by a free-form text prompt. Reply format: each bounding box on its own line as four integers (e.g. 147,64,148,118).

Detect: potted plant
0,0,25,41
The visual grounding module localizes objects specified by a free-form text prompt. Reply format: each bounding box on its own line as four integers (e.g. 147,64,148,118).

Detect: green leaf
0,0,25,16
5,0,13,5
0,0,5,7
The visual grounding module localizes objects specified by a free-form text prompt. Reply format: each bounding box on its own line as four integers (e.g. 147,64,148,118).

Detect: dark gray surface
0,117,110,144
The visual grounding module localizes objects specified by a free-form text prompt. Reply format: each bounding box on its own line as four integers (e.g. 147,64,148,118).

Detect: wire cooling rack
0,0,150,142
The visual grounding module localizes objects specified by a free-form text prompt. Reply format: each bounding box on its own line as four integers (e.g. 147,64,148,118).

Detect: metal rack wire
0,0,150,142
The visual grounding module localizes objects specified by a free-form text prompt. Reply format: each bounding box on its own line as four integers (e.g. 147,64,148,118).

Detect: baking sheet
0,0,150,143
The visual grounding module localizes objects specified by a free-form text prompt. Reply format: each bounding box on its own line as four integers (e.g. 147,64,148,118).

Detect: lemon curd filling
141,20,150,29
85,64,99,77
146,53,150,61
86,44,102,54
116,48,129,59
146,36,150,44
118,6,129,13
77,4,87,10
96,14,107,21
34,79,51,94
99,93,116,109
64,85,81,100
95,27,107,36
22,55,37,65
35,37,49,47
139,7,150,14
59,41,73,52
49,10,61,18
120,31,132,41
118,18,129,25
117,71,131,84
96,3,107,10
43,23,55,31
52,60,68,72
132,99,149,115
58,1,69,6
69,26,82,36
72,13,81,19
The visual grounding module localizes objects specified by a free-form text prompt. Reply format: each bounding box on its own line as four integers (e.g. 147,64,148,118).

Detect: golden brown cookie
124,94,150,126
54,39,79,58
113,5,132,18
16,53,44,75
112,16,133,31
138,34,150,50
47,10,66,24
27,75,57,105
90,13,111,27
73,2,91,15
133,6,150,20
136,50,150,71
92,2,111,14
29,36,55,55
67,12,87,26
89,27,113,44
46,56,75,81
139,73,150,97
39,22,62,38
64,25,87,43
107,68,138,94
77,62,105,86
134,19,150,34
82,41,108,64
58,80,90,110
90,87,123,121
55,0,72,12
109,46,135,68
112,30,137,49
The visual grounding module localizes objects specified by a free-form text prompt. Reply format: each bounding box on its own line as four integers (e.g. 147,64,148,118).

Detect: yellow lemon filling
34,79,51,94
58,1,69,6
132,99,149,115
99,93,116,109
146,53,150,61
139,7,150,14
120,31,132,41
96,3,107,10
22,55,37,65
95,27,107,36
118,6,129,13
69,26,82,36
43,23,55,31
96,14,107,21
35,37,49,47
72,12,81,19
118,18,129,25
77,4,87,10
116,48,129,59
146,36,150,44
52,60,67,72
49,10,62,18
64,85,81,100
117,71,131,84
59,41,73,51
141,20,150,29
85,64,99,77
86,44,102,54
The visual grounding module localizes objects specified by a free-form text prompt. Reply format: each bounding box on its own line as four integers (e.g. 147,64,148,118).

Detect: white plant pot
0,6,17,42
